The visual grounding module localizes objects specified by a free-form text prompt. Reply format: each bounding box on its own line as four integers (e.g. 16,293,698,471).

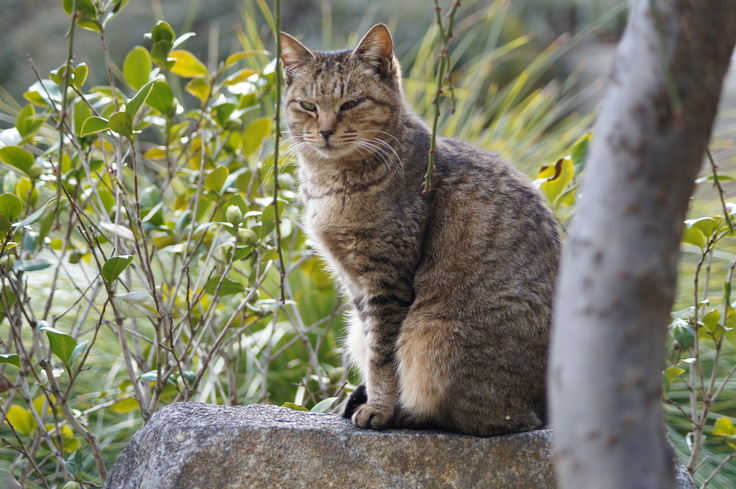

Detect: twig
700,454,736,489
272,0,287,303
424,0,461,193
706,147,734,233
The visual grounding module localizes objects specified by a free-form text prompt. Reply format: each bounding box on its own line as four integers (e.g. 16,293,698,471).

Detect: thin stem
55,0,79,226
700,454,736,489
273,0,286,303
424,0,461,193
706,147,734,233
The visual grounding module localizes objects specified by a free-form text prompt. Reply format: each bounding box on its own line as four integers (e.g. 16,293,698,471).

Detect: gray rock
103,403,695,489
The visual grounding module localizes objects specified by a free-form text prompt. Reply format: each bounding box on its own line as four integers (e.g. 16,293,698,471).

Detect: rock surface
103,402,695,489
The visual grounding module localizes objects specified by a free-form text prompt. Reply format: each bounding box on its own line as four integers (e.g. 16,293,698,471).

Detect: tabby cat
281,24,561,436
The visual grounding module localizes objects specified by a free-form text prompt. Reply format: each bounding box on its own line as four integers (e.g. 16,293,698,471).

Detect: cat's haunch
282,24,561,436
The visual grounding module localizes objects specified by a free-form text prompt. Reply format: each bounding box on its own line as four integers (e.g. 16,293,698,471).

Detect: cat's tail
342,384,368,419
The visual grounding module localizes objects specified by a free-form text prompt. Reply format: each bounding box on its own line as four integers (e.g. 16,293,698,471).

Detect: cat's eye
340,99,363,112
300,101,317,112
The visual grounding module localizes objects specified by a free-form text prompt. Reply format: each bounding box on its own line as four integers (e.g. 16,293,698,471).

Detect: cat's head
281,24,404,161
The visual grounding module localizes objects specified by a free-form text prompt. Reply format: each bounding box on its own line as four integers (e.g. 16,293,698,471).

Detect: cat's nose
318,129,334,140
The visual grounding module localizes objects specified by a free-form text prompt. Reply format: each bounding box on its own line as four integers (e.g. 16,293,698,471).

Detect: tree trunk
549,1,736,489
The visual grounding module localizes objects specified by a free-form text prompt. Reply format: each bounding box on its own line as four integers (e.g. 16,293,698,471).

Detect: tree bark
549,1,736,489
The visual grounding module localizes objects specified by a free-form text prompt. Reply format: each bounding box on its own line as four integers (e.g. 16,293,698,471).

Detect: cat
280,24,561,436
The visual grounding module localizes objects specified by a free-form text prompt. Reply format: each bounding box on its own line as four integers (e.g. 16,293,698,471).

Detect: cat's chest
302,186,404,267
303,189,381,248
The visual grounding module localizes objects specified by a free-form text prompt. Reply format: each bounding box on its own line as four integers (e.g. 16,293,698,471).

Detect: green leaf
140,371,158,382
259,201,283,239
65,449,85,479
37,322,77,367
102,255,134,284
664,366,685,384
5,405,37,436
80,116,109,136
63,0,96,17
74,63,89,89
0,353,21,368
13,258,53,272
204,166,229,193
146,81,176,116
126,79,157,120
109,111,134,138
204,276,246,296
16,198,57,228
682,225,706,250
169,50,208,78
0,193,23,222
0,146,35,176
672,319,695,351
123,46,152,91
151,40,173,68
69,341,89,366
242,117,272,155
0,469,21,489
702,309,721,333
310,397,338,413
73,99,93,135
713,417,736,437
151,21,175,43
15,104,45,140
282,402,308,412
569,133,590,175
0,214,13,234
688,217,721,240
113,291,160,318
100,222,135,241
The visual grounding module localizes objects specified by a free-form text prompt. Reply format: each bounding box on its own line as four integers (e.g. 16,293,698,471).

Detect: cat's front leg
349,302,405,430
351,352,398,430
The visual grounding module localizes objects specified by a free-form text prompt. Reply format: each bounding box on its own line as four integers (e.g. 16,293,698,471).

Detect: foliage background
0,1,734,488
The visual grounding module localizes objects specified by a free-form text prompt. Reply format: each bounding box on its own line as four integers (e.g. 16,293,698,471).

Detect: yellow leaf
224,68,258,86
713,417,736,437
204,166,229,193
111,397,140,414
6,405,37,435
242,117,272,155
225,50,268,68
143,147,168,160
185,78,211,103
169,50,208,78
33,394,55,418
534,156,574,207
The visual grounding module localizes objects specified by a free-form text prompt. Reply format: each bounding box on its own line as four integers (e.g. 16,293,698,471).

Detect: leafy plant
0,0,600,487
665,187,736,488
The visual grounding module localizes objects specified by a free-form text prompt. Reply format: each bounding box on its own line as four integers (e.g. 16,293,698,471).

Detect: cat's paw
342,384,368,419
351,403,393,430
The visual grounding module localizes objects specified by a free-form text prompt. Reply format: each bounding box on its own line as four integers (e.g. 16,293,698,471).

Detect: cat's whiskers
352,138,403,176
359,129,404,149
271,136,319,166
353,132,402,170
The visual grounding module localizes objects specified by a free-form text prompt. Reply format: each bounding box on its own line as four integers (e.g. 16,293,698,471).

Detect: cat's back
416,137,560,315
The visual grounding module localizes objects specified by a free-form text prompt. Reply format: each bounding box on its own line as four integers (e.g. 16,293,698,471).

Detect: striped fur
282,24,560,436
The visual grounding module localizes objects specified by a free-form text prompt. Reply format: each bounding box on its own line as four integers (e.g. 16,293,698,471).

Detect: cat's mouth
311,139,355,159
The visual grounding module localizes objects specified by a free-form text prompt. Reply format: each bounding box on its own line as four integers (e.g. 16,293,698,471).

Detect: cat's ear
280,32,316,82
351,24,395,76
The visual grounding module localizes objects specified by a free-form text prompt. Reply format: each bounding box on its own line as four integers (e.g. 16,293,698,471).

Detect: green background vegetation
0,1,734,488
